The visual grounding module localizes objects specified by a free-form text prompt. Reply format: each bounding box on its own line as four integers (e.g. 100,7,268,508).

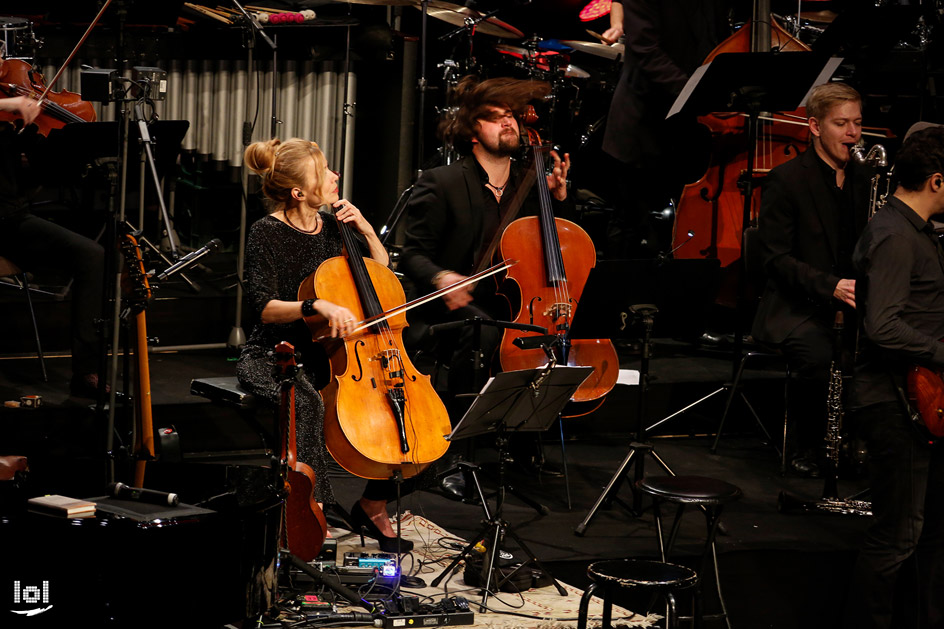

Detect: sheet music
668,63,709,118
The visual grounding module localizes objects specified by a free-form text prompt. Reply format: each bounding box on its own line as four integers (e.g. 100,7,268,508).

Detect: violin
275,342,328,561
496,127,618,414
299,213,451,481
0,58,96,135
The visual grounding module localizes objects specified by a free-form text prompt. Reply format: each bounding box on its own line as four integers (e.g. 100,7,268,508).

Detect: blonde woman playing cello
236,137,412,552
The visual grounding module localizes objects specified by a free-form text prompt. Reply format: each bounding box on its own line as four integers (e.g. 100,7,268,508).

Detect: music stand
431,365,592,608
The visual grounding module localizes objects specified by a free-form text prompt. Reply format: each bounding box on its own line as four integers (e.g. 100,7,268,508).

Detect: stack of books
27,495,97,519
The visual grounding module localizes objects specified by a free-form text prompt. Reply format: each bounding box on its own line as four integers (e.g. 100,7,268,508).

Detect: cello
299,213,452,481
497,127,618,413
275,341,328,561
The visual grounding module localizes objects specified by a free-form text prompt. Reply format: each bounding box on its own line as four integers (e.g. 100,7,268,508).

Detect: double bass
497,128,618,413
671,16,810,269
299,211,452,480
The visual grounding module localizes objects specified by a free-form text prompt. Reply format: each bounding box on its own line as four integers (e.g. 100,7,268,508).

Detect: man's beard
483,131,520,157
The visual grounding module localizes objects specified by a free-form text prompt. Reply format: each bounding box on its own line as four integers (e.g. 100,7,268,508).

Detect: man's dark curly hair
895,126,944,191
440,75,551,154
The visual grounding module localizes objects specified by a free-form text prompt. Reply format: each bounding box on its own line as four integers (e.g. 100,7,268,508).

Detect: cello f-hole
528,296,542,323
352,340,365,382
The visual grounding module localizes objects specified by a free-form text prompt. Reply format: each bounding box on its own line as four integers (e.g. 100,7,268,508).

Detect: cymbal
564,64,590,79
799,10,838,23
494,43,531,57
560,40,624,60
417,2,524,39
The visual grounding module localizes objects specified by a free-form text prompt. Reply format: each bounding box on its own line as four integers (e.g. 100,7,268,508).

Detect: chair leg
666,592,679,629
711,541,733,629
781,364,791,475
577,582,599,629
19,273,47,382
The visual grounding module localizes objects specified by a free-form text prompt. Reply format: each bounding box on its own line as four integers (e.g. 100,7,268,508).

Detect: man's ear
808,117,821,138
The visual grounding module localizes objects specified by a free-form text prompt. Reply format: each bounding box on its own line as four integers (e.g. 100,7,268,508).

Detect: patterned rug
330,512,659,628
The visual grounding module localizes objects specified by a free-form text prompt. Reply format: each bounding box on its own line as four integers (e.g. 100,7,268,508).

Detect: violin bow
35,0,115,107
311,259,518,340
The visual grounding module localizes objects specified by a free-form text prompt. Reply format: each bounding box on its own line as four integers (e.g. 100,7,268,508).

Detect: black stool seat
635,475,742,627
637,475,741,505
589,558,698,591
190,377,257,408
578,559,697,629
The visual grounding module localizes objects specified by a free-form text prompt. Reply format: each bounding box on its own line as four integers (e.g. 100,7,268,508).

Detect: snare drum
0,17,35,61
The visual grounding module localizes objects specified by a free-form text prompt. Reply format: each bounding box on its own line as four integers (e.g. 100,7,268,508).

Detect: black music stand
667,52,839,376
430,365,591,608
428,316,546,505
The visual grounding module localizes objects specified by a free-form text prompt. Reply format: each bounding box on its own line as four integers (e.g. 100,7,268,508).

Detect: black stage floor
0,342,874,628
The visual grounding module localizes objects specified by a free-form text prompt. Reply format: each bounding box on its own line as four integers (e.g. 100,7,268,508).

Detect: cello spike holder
431,364,592,606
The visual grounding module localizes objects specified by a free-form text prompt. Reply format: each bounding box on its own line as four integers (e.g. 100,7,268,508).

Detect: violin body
0,58,96,135
907,361,944,439
300,255,451,481
672,18,809,268
284,461,328,561
498,216,619,408
275,342,328,562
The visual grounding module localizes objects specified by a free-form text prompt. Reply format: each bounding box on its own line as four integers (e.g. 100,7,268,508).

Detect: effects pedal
343,552,398,577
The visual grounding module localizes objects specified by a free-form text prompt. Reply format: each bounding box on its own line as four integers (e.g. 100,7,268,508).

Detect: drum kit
0,16,37,61
341,0,626,160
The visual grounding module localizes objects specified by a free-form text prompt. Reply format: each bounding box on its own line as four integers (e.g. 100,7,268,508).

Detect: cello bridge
544,302,572,320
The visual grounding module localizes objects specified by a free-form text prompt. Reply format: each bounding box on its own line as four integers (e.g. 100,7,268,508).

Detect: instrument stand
229,0,278,349
430,365,590,607
575,305,676,536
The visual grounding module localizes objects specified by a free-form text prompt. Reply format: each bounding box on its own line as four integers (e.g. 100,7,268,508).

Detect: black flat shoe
350,500,414,553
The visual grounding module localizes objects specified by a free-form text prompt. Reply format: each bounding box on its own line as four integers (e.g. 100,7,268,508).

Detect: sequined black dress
236,213,344,504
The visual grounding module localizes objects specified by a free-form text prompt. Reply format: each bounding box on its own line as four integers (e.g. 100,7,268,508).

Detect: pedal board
380,596,474,628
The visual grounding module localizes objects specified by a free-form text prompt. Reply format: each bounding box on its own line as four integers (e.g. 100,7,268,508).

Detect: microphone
108,482,180,507
156,238,221,281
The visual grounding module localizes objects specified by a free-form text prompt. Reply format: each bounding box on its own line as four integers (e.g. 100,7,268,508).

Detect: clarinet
778,311,872,517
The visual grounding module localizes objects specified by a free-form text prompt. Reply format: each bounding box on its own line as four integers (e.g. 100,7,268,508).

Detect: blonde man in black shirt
848,125,944,629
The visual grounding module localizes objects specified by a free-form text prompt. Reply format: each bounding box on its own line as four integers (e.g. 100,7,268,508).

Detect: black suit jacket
752,148,872,344
602,0,727,165
399,155,574,323
400,156,485,294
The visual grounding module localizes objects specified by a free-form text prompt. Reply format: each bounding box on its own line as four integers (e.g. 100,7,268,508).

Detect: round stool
577,558,697,629
636,475,741,627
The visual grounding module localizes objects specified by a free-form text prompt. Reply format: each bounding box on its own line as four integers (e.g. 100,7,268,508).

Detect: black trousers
0,212,104,375
844,401,944,629
779,317,834,453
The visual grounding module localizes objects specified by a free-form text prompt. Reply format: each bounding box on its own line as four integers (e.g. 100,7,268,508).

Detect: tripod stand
430,363,591,607
575,304,677,535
